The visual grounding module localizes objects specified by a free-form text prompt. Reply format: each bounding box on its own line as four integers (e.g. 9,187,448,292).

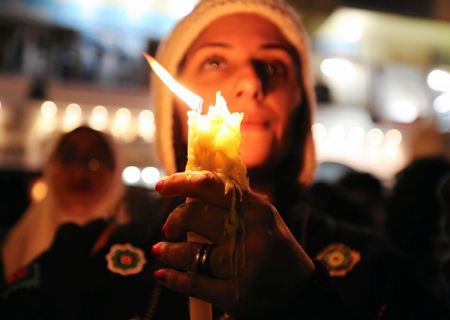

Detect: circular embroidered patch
315,243,361,277
106,243,147,276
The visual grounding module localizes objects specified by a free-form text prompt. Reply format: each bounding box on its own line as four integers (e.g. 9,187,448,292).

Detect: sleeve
0,219,109,320
231,260,354,320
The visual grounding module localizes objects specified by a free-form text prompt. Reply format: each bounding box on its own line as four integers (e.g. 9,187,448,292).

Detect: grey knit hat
152,0,317,184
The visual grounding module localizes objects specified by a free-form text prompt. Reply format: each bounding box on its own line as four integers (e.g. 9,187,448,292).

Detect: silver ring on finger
194,243,215,277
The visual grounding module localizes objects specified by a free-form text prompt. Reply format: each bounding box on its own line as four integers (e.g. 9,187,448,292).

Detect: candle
144,53,249,320
186,91,249,190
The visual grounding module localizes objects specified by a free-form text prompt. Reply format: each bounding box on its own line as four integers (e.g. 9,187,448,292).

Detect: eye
200,56,226,71
262,61,287,77
60,150,77,165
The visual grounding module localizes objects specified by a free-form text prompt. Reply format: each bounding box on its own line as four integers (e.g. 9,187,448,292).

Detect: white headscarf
2,126,125,277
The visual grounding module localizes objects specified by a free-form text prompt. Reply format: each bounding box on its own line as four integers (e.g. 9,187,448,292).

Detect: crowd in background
312,156,450,314
2,149,450,314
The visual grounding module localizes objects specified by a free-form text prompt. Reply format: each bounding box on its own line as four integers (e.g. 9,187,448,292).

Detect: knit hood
152,0,316,185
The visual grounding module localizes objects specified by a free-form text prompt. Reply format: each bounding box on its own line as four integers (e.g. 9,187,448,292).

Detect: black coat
1,190,448,319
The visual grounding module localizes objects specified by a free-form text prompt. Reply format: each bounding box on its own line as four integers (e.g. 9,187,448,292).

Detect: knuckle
196,173,219,191
242,199,276,228
186,243,198,271
184,275,201,296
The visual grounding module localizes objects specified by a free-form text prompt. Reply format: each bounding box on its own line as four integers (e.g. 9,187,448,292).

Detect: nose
233,62,264,101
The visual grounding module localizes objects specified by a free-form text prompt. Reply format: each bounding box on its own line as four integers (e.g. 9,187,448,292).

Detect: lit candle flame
143,52,203,113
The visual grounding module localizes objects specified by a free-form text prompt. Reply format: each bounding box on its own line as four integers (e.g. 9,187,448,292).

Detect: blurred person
1,126,125,278
309,180,374,226
438,173,450,308
386,156,450,316
1,1,449,319
438,172,450,238
337,171,387,233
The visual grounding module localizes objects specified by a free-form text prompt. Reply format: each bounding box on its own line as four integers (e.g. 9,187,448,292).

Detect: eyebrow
188,42,230,55
260,43,293,51
189,42,294,55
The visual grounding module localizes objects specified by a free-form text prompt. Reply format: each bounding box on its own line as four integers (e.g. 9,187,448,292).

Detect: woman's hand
152,171,315,317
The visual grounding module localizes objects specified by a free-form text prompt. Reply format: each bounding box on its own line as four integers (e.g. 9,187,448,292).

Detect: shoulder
306,215,402,270
301,215,411,318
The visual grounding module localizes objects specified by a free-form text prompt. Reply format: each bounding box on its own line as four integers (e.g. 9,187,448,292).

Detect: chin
67,207,104,225
63,196,97,213
240,130,278,166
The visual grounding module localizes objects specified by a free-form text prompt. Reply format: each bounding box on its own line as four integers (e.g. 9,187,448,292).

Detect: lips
241,117,270,130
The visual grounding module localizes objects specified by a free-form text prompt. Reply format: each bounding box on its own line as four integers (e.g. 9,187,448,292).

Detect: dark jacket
1,190,448,319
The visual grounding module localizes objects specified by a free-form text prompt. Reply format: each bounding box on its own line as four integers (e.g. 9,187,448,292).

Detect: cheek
276,114,291,144
49,170,67,195
49,175,72,209
272,96,300,142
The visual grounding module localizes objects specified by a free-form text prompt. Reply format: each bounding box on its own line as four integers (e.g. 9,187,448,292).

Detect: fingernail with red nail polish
154,270,166,282
155,180,165,192
151,243,161,257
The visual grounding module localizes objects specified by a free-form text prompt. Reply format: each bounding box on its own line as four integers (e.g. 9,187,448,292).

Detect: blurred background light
329,125,346,141
385,129,402,146
31,179,48,202
138,110,155,142
115,108,131,128
124,0,148,20
384,98,419,123
312,123,327,141
112,107,134,141
141,166,160,185
347,126,365,143
63,103,82,132
41,101,58,118
89,105,109,130
433,92,450,114
320,58,356,80
167,0,198,18
366,128,384,145
427,69,450,92
336,18,364,43
122,166,140,184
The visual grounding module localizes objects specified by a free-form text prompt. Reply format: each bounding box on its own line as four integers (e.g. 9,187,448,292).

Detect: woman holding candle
149,0,449,319
1,0,449,319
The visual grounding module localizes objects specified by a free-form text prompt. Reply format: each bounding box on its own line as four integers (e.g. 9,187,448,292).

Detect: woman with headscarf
1,126,125,278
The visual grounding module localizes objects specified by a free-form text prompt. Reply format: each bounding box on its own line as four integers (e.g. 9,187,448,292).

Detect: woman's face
50,129,115,217
176,13,302,169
